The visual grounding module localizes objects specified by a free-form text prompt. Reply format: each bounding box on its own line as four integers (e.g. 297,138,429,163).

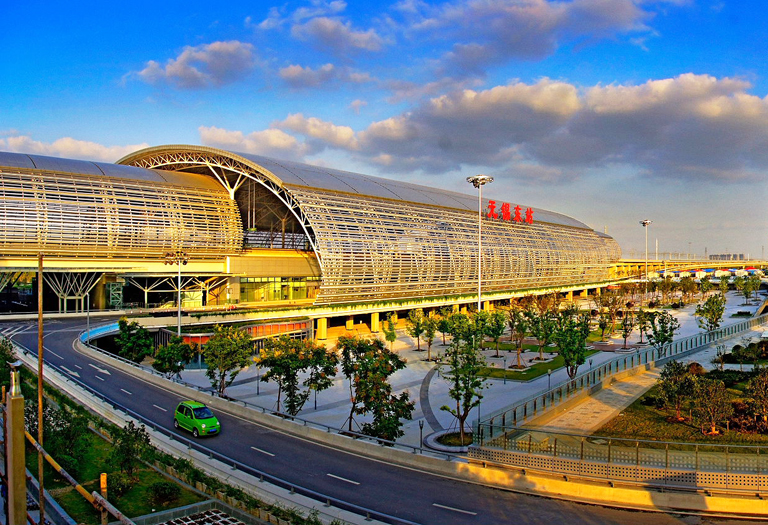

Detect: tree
423,315,438,361
109,421,151,479
657,361,694,421
25,403,90,477
732,275,746,304
635,309,651,344
115,317,154,363
527,309,556,361
718,274,730,295
597,313,610,342
203,325,253,396
437,307,454,346
486,310,507,358
679,276,697,304
656,277,676,305
382,313,398,351
405,308,426,351
258,335,338,415
553,308,591,380
693,378,733,435
152,336,197,379
747,367,768,423
439,313,487,444
620,311,636,349
700,276,713,299
337,336,414,441
506,308,530,368
749,274,762,302
695,294,727,333
647,311,680,359
593,291,623,333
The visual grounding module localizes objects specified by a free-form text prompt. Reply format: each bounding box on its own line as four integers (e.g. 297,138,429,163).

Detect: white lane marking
250,446,275,457
75,365,83,370
326,473,360,485
45,347,64,360
60,366,80,378
95,375,104,381
432,503,477,516
120,389,132,395
88,363,111,375
153,405,168,412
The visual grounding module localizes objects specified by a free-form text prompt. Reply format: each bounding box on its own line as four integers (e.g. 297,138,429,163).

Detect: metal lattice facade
0,156,242,258
118,145,621,306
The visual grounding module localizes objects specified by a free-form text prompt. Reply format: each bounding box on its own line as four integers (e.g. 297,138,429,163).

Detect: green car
173,400,221,437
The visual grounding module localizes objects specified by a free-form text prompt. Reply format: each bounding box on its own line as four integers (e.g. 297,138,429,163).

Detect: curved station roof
0,146,621,305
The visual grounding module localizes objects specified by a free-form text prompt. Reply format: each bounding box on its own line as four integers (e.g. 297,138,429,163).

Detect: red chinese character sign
486,201,534,224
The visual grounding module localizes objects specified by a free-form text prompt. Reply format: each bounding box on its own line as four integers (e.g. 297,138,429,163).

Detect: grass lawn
594,384,768,446
28,432,206,525
480,349,599,381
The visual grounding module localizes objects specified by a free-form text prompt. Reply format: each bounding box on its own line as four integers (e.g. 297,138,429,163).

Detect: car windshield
192,407,214,419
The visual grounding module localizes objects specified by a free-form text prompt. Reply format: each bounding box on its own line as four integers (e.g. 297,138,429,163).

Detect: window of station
240,277,320,303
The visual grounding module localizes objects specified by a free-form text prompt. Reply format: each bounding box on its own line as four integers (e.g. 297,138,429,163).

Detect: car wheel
193,428,199,438
173,419,179,429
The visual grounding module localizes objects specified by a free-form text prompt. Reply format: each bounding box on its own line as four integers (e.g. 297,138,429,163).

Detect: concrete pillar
227,277,241,304
566,291,574,301
316,318,327,341
595,287,602,296
6,366,26,525
460,306,468,314
346,316,354,330
452,304,459,313
580,289,588,299
483,301,492,312
370,312,380,333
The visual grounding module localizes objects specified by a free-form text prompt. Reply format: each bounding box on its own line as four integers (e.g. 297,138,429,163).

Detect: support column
316,318,327,341
7,365,26,525
566,291,574,301
460,305,468,314
346,316,354,330
452,304,459,313
483,301,492,312
595,287,602,296
580,289,589,299
370,312,380,333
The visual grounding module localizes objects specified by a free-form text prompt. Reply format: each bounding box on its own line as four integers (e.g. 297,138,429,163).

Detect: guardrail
478,312,768,434
469,425,768,493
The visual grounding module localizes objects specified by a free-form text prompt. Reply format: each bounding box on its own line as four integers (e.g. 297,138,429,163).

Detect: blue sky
2,0,768,259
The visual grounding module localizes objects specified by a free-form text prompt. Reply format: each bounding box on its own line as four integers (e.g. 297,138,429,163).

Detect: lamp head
466,174,494,188
640,219,652,227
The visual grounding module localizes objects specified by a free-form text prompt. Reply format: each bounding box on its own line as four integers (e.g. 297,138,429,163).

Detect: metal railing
470,425,768,492
478,312,768,435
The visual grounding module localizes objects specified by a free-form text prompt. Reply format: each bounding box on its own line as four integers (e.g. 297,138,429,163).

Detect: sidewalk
177,290,767,447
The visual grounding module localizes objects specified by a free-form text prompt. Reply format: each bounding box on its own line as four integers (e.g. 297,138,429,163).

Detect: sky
2,0,768,259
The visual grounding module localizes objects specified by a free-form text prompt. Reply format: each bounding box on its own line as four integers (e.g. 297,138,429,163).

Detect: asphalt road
3,317,757,525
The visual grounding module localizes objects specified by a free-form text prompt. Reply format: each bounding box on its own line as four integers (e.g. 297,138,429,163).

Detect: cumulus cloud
279,63,373,88
278,114,359,149
252,1,348,30
218,74,768,184
134,41,256,89
199,125,315,159
0,135,149,162
404,0,651,76
291,17,385,54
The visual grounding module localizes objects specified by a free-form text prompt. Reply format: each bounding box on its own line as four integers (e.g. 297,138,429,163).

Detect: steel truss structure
0,152,242,258
119,145,621,306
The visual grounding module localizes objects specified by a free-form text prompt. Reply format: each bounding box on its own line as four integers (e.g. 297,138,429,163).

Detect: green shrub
149,481,181,505
109,472,133,498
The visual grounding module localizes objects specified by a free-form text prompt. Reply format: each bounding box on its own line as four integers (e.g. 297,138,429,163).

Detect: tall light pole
466,175,494,312
640,220,652,299
164,251,189,336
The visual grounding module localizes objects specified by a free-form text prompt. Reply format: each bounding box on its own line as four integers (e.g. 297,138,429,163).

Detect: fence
478,312,768,434
470,426,768,492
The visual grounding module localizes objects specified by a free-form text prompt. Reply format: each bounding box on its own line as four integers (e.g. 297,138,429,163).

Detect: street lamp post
503,355,507,384
466,175,494,312
640,220,652,301
547,368,552,390
164,251,189,336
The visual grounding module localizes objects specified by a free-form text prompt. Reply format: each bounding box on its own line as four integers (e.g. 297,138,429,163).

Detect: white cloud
134,41,256,89
0,135,149,162
291,17,385,54
349,99,368,113
253,1,348,29
199,126,314,159
278,114,359,149
279,63,373,88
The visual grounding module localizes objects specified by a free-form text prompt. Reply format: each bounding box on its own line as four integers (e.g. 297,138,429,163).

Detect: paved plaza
177,290,768,447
